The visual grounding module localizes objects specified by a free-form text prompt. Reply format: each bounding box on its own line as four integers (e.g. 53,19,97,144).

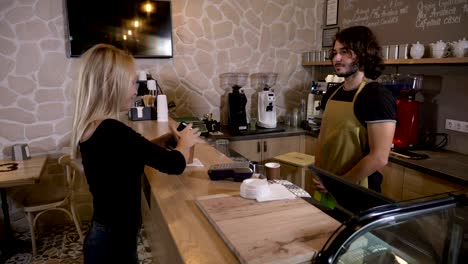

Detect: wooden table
0,156,47,260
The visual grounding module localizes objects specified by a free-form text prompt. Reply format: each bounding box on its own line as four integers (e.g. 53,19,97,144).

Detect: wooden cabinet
381,162,467,201
381,162,405,200
402,167,467,200
229,135,305,162
305,135,317,156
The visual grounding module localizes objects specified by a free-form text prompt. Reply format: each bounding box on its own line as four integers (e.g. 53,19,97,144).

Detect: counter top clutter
126,120,340,263
210,124,468,185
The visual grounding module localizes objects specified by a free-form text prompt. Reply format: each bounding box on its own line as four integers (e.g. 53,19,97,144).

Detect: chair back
25,154,86,256
58,155,84,199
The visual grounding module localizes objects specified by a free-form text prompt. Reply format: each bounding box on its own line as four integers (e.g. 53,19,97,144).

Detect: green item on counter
313,190,337,209
175,117,202,123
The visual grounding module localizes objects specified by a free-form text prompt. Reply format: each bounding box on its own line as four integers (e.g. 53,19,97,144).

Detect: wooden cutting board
196,194,341,264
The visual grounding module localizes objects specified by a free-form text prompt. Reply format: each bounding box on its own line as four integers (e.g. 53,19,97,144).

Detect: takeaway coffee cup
157,95,168,122
265,162,281,180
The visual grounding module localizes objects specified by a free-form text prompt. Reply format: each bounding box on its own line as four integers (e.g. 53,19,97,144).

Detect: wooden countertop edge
143,143,241,263
126,119,238,262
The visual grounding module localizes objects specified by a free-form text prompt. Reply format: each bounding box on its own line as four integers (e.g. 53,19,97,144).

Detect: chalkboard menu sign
338,0,468,45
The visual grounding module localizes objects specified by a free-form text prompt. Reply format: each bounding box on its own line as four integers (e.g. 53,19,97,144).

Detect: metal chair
22,155,84,256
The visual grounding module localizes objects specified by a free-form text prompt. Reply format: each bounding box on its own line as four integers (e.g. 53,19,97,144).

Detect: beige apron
318,80,369,188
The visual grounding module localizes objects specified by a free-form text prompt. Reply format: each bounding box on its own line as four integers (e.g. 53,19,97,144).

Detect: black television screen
65,0,173,58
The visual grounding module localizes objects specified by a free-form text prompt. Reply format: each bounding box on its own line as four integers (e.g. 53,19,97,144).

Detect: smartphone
177,122,188,131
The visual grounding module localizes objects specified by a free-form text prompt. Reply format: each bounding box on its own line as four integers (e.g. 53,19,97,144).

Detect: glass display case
314,192,468,263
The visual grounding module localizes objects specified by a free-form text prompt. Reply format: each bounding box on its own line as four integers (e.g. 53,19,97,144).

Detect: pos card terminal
208,162,253,182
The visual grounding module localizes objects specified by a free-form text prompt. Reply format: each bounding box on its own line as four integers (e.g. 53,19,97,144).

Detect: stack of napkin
240,179,296,202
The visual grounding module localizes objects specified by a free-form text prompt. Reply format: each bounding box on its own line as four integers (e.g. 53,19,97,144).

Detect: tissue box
128,106,156,121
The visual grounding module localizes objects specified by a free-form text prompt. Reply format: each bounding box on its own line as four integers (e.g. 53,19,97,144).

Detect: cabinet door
229,139,262,162
262,135,304,161
402,167,467,200
381,162,405,201
305,136,317,155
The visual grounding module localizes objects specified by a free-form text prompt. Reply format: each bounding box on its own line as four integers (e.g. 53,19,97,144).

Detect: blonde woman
71,44,201,264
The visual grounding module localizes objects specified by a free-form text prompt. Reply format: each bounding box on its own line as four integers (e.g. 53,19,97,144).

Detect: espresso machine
221,72,249,133
257,72,278,128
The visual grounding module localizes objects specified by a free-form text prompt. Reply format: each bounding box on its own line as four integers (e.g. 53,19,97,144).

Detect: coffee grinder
381,74,422,149
222,72,249,133
257,72,278,128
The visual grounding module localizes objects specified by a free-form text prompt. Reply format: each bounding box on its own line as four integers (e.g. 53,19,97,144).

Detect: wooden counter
123,120,246,263
124,119,338,263
143,142,240,263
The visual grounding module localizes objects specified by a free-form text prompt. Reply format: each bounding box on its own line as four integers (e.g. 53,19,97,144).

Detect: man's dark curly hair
332,26,384,80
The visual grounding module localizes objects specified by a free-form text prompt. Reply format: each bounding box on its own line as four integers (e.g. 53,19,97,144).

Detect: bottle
307,82,316,120
291,108,299,127
300,99,306,123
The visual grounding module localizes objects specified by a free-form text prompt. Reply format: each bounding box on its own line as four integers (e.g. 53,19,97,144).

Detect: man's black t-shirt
79,119,186,228
321,81,396,126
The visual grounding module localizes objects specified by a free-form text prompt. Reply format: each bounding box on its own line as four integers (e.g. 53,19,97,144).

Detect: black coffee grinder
228,85,248,133
222,72,249,133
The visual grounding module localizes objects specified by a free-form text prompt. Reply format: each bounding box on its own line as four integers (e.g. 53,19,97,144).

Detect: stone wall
0,0,325,227
0,0,324,160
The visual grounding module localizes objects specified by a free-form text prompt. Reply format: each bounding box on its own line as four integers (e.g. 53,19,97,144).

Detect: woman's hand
170,122,204,162
312,177,328,193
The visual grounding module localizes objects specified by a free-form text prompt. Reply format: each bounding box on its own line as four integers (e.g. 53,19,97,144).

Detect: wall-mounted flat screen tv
65,0,173,58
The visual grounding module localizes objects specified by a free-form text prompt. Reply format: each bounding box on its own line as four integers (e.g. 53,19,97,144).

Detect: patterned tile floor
4,223,153,264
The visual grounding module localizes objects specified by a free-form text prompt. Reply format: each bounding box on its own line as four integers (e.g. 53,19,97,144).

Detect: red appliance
393,97,420,149
379,74,423,149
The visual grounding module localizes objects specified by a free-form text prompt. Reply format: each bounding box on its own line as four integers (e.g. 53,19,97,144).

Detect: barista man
314,26,396,193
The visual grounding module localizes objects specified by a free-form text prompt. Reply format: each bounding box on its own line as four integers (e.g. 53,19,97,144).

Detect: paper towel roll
157,94,168,122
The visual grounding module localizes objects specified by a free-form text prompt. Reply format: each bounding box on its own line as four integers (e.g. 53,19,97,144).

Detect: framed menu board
322,27,339,47
337,0,468,45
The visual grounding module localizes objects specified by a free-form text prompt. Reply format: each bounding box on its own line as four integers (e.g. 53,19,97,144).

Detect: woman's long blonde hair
71,44,135,158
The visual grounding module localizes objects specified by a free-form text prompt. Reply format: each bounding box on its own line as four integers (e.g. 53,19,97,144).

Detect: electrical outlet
462,121,468,133
445,119,454,130
446,119,468,133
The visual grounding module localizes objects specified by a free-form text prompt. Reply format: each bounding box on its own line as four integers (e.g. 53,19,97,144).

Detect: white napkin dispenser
12,144,31,160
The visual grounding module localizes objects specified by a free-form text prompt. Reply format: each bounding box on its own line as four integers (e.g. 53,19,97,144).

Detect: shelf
385,57,468,65
302,57,468,66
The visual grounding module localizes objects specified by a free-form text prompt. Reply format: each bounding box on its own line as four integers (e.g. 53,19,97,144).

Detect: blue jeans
83,221,138,264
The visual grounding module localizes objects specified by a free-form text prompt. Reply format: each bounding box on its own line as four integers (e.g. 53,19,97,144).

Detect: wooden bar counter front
124,119,340,264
